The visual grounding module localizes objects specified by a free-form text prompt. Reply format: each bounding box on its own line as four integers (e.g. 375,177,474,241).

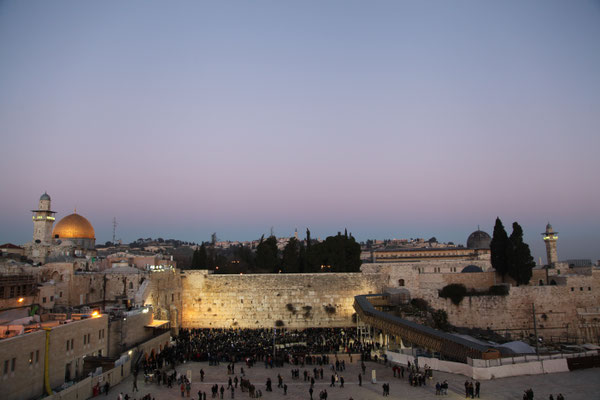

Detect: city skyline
2,191,595,264
1,1,599,262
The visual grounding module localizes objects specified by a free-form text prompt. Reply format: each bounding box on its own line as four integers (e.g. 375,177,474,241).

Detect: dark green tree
311,232,362,272
281,237,300,273
297,242,307,273
508,222,535,285
305,229,319,272
255,235,279,272
490,217,510,280
234,245,255,272
190,244,208,269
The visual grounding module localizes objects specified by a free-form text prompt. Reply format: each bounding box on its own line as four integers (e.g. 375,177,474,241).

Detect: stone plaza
110,354,596,400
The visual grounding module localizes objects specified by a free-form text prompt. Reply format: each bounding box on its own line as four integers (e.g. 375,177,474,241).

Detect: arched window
539,280,544,286
550,280,557,285
398,279,405,287
129,282,133,289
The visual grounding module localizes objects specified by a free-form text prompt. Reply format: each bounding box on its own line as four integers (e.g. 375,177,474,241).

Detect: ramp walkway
354,294,495,363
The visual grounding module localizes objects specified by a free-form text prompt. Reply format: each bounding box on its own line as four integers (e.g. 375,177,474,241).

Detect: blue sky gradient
1,1,599,261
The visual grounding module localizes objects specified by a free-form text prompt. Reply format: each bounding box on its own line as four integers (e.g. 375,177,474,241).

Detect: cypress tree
490,217,510,280
508,222,535,285
197,244,208,269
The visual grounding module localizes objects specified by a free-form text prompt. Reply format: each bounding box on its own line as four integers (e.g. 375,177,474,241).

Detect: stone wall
145,269,182,332
42,263,148,309
181,271,381,329
425,271,600,342
107,310,153,357
177,266,600,343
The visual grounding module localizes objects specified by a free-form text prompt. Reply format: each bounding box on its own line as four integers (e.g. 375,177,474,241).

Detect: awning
145,320,170,329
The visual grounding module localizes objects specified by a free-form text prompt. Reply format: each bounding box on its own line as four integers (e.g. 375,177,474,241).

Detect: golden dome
52,213,95,239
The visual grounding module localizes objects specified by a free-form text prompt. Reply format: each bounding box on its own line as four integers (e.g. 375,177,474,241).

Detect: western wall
180,271,382,329
175,264,600,343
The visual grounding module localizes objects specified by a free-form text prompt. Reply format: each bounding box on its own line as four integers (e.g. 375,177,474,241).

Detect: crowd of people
109,327,570,400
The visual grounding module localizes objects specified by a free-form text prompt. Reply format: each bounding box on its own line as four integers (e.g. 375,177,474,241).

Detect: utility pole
532,303,539,356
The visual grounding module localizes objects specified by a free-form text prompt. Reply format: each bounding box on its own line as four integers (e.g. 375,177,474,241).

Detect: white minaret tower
31,192,56,243
542,223,559,266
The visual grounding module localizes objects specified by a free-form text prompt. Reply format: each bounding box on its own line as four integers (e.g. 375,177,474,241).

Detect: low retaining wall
46,359,132,400
384,350,571,380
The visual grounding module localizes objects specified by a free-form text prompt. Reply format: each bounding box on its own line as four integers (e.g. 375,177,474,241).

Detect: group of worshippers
173,327,373,366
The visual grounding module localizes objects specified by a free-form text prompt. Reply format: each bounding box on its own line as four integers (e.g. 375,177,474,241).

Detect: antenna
270,226,274,237
112,217,117,243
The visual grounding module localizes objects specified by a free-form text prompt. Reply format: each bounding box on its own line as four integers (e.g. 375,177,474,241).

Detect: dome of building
40,192,51,201
466,230,491,249
461,265,483,273
52,213,95,239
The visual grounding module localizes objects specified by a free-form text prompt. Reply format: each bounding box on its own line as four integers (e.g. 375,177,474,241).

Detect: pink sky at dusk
0,1,599,262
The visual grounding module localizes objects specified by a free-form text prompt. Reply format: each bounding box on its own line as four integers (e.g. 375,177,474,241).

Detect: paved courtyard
108,354,597,400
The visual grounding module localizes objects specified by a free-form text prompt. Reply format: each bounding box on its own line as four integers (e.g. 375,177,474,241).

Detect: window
3,360,8,375
580,287,583,291
59,291,63,298
67,340,70,351
571,287,574,292
83,335,87,345
87,333,91,344
43,297,47,303
50,296,54,301
10,286,15,297
589,287,592,291
11,358,15,372
171,294,174,302
0,287,4,298
398,279,405,287
35,350,39,363
29,352,33,365
71,339,74,350
129,282,133,289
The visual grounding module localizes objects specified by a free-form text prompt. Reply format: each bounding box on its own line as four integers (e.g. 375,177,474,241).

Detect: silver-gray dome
467,230,491,249
40,192,51,201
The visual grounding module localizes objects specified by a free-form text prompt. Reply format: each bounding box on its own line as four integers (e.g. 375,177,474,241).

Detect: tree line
490,217,536,285
190,229,362,273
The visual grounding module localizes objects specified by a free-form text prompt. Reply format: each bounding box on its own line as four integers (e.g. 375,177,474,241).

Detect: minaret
542,223,558,266
31,192,56,243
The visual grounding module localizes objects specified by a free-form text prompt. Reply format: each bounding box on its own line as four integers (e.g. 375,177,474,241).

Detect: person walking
358,373,362,386
309,386,313,400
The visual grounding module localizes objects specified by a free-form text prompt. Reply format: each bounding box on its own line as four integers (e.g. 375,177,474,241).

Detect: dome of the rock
52,213,95,239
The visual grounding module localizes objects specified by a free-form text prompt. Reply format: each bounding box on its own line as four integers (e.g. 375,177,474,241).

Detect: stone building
368,229,492,264
0,314,109,400
24,193,97,264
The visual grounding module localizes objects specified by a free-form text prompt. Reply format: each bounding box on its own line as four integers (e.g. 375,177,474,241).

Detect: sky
1,1,599,262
